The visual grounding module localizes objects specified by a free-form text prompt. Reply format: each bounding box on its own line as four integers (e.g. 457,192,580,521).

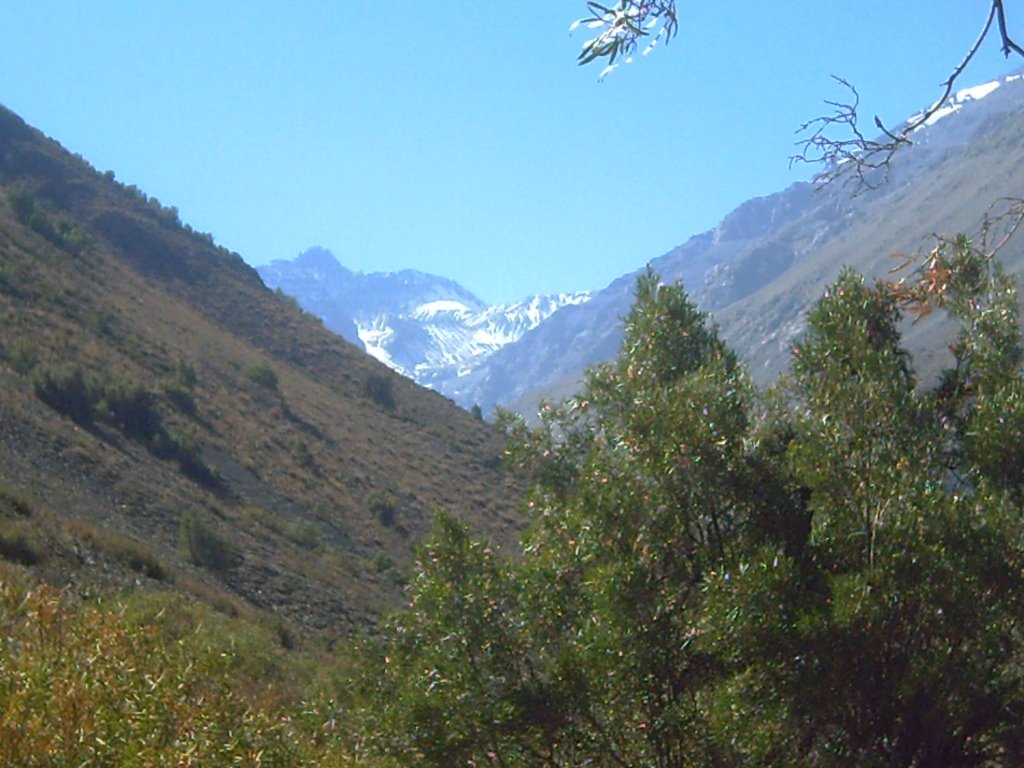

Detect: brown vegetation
0,104,523,639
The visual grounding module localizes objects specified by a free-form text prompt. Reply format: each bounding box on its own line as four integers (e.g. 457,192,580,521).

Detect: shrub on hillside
179,510,236,573
162,382,197,415
364,372,395,410
0,519,45,566
244,362,279,391
0,486,33,519
102,381,162,441
97,531,168,581
162,358,199,415
7,187,89,254
32,364,217,487
33,364,96,426
5,338,39,374
368,491,398,528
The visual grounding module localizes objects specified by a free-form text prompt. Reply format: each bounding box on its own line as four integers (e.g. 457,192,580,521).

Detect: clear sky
0,2,1016,304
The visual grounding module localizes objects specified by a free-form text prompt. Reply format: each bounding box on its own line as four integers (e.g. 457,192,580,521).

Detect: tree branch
793,0,1022,190
571,1,679,78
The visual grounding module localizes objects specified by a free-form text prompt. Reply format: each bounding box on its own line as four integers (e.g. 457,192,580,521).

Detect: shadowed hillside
0,104,523,637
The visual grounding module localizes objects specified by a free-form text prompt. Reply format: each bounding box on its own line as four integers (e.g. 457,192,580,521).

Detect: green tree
700,257,1024,765
365,258,1024,766
362,512,547,766
369,272,762,766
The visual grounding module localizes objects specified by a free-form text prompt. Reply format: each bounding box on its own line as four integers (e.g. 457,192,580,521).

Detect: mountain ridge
468,69,1024,415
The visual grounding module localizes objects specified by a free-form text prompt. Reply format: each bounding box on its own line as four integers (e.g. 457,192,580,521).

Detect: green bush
162,359,199,415
368,491,398,528
0,486,33,519
5,338,39,374
244,362,279,391
287,521,321,550
96,532,168,581
0,519,45,566
289,437,315,468
7,188,88,254
0,578,356,767
364,371,395,410
102,381,162,441
162,382,196,415
7,187,35,223
33,364,96,426
179,510,236,573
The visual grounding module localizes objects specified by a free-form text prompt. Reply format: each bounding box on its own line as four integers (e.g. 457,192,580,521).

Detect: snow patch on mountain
356,292,591,382
909,73,1022,129
413,299,475,318
257,248,589,402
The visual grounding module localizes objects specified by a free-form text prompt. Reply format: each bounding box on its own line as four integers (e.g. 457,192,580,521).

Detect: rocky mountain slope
0,105,523,637
471,70,1024,415
258,248,588,404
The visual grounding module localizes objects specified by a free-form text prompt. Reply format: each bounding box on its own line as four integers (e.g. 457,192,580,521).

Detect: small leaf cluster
571,1,679,77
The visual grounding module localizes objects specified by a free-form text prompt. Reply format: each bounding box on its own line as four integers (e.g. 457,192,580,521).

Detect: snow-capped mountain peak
411,299,475,319
256,248,590,400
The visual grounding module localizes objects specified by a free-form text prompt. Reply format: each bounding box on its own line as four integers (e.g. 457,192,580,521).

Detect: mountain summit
258,249,589,407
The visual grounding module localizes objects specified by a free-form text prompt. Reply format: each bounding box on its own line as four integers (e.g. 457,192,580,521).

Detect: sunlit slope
0,105,522,635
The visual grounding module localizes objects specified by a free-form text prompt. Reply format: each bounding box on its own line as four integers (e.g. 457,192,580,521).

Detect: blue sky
0,3,1016,304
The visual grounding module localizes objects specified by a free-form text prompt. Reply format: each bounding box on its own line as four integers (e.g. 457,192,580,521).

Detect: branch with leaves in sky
570,1,679,79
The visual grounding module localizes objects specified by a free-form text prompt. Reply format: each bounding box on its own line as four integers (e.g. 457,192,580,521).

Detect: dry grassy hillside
0,105,523,638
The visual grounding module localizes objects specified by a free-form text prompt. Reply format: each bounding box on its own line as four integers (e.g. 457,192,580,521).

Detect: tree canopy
353,232,1024,765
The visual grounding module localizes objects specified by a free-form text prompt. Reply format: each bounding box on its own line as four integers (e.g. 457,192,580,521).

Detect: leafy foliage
32,364,217,486
571,1,678,77
368,491,399,528
6,187,90,254
0,571,356,767
364,371,397,410
244,361,280,391
32,364,97,426
360,255,1024,766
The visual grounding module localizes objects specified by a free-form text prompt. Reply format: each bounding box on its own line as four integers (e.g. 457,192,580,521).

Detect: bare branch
790,77,911,190
977,196,1024,259
793,1,1022,191
995,0,1024,57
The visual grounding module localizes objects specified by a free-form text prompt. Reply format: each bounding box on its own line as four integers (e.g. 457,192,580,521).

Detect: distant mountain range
261,70,1024,418
257,248,589,406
